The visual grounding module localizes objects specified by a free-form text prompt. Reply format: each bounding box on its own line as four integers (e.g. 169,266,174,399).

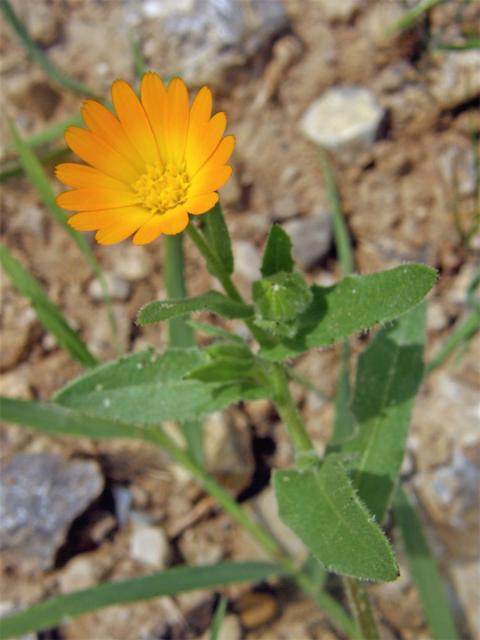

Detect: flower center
133,161,190,215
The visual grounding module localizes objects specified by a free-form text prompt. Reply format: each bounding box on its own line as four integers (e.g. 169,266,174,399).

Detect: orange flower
55,73,234,245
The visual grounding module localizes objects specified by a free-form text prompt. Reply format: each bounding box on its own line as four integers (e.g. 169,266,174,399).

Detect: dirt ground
1,0,479,639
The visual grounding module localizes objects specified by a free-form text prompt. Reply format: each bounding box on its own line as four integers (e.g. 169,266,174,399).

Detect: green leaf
342,302,426,522
0,0,98,98
253,272,313,339
203,203,234,275
330,343,355,446
273,455,399,582
0,243,97,368
138,291,253,326
0,562,281,639
0,397,143,440
394,486,459,640
259,264,437,360
187,321,244,343
54,348,271,423
261,224,294,277
209,596,228,640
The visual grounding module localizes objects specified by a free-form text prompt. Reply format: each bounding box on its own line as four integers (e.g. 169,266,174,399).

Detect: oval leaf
260,264,437,360
54,348,270,423
261,224,294,277
273,455,399,582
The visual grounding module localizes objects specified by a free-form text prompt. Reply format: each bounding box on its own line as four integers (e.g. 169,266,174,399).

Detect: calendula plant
2,65,466,640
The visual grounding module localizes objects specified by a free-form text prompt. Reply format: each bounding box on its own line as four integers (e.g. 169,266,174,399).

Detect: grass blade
209,596,228,640
320,150,354,276
386,0,443,35
393,485,459,640
8,120,119,346
0,147,70,183
0,0,98,98
0,397,144,440
0,243,96,367
0,562,281,639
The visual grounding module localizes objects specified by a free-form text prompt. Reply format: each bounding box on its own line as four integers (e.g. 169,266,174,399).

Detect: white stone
300,86,386,161
429,51,480,110
88,272,131,301
109,245,152,282
233,240,261,282
58,556,98,593
315,0,364,20
130,524,171,569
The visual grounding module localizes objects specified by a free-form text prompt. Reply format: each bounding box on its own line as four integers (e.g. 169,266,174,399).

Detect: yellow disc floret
133,161,190,215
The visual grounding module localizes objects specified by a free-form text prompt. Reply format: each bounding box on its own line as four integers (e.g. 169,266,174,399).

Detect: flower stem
142,424,355,637
268,362,317,468
163,233,203,464
343,577,380,640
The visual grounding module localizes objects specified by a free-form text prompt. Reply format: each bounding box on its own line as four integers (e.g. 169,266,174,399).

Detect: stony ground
0,0,479,639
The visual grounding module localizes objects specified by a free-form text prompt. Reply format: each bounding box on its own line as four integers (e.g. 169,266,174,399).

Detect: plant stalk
343,577,380,640
163,233,203,463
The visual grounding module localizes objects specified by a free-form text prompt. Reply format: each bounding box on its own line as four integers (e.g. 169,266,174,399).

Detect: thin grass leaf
0,397,144,440
0,147,70,183
0,562,281,639
209,596,228,640
436,38,480,51
394,485,459,640
386,0,443,35
425,309,480,375
0,0,98,98
0,244,97,367
320,150,354,276
131,36,146,78
9,120,119,345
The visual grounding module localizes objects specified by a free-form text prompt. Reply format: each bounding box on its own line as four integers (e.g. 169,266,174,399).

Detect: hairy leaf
138,291,253,325
343,303,426,522
260,264,436,360
261,224,294,277
273,455,399,581
54,348,270,423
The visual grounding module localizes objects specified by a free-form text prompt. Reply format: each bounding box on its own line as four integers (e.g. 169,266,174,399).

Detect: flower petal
57,188,140,211
133,207,189,245
189,86,212,130
201,135,235,170
184,193,219,215
141,72,168,164
55,163,130,190
65,127,140,183
68,206,150,231
111,80,158,165
165,77,189,165
189,165,232,198
185,112,226,176
81,100,145,172
96,211,153,245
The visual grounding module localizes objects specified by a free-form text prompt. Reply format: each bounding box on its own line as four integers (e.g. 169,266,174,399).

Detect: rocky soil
1,0,479,639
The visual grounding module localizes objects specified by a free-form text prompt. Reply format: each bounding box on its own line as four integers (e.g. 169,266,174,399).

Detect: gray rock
300,86,386,161
233,240,261,282
429,50,480,110
109,245,152,282
0,453,104,571
143,0,288,85
88,271,131,301
284,213,332,270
